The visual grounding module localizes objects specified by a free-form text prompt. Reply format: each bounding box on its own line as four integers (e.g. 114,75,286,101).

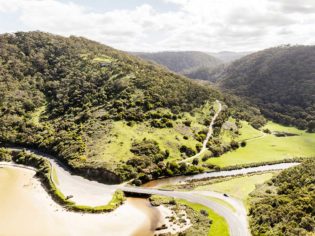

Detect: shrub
132,179,142,186
230,140,239,150
130,139,160,157
183,120,192,127
179,145,196,157
192,158,199,165
200,209,209,217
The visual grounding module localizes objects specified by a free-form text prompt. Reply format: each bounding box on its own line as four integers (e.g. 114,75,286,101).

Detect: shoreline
0,166,169,236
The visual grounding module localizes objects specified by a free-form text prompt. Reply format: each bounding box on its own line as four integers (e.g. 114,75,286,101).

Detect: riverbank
2,146,300,236
143,162,299,188
0,149,125,213
0,166,174,236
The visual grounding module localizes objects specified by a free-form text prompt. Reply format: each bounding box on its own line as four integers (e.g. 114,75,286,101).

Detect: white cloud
0,0,315,52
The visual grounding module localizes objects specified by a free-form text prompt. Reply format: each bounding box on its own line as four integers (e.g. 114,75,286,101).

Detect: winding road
1,146,299,236
119,186,249,236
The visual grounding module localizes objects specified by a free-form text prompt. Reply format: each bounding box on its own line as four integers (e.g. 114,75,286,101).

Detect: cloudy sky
0,0,315,52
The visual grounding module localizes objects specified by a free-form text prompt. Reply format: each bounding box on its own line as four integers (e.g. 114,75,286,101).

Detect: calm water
143,162,299,187
0,166,160,236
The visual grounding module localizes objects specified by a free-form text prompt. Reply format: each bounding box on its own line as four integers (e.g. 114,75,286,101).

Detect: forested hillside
249,160,315,236
208,51,251,63
0,32,264,183
133,51,222,80
218,46,315,131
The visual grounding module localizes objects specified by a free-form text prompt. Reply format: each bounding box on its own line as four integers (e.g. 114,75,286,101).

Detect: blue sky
0,0,315,52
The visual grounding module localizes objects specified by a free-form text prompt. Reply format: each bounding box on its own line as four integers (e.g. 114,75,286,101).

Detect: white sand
154,206,191,235
50,159,116,206
0,166,158,236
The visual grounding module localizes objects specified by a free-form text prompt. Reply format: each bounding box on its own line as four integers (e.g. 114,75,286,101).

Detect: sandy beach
0,166,163,236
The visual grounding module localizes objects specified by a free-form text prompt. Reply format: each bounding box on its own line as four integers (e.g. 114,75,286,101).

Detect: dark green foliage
195,143,202,152
0,31,266,182
192,158,199,165
0,32,222,179
130,139,166,163
307,121,315,133
249,160,315,235
150,118,173,128
230,140,239,150
180,145,196,157
183,120,192,127
240,140,247,147
219,45,315,130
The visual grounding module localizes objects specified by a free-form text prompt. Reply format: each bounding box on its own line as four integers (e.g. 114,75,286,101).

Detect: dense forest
0,31,264,183
132,51,222,81
217,46,315,131
249,160,315,235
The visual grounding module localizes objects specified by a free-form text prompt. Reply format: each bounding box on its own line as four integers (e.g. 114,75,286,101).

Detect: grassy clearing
263,121,304,135
178,199,230,236
195,173,275,207
207,121,315,167
236,121,264,141
87,104,214,164
92,55,114,63
97,120,200,162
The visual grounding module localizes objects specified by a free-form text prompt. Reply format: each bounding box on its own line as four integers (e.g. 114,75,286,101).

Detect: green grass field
85,103,215,165
206,121,315,167
195,173,274,202
96,120,202,162
178,199,230,236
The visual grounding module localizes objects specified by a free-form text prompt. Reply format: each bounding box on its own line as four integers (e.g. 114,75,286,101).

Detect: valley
0,31,314,236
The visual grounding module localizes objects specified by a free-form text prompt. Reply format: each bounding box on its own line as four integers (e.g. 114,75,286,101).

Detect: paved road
180,100,222,163
196,191,248,233
1,146,299,236
119,186,250,236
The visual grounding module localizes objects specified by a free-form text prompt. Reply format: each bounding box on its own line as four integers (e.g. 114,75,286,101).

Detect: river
0,147,300,236
143,162,299,188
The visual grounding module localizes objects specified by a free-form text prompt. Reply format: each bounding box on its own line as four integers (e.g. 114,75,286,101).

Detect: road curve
119,186,249,236
1,147,299,236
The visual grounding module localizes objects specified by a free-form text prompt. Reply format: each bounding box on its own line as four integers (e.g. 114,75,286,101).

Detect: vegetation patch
218,45,315,131
207,122,315,167
196,173,275,206
0,32,267,184
248,159,315,236
149,195,230,236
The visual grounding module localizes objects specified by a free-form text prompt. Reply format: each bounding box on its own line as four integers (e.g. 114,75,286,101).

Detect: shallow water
0,166,160,236
143,162,300,187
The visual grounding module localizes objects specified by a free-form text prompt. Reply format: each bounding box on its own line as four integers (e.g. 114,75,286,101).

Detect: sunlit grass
178,199,230,236
195,173,274,205
207,122,315,167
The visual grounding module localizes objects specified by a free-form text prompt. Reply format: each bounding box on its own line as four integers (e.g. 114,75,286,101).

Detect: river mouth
0,166,161,236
